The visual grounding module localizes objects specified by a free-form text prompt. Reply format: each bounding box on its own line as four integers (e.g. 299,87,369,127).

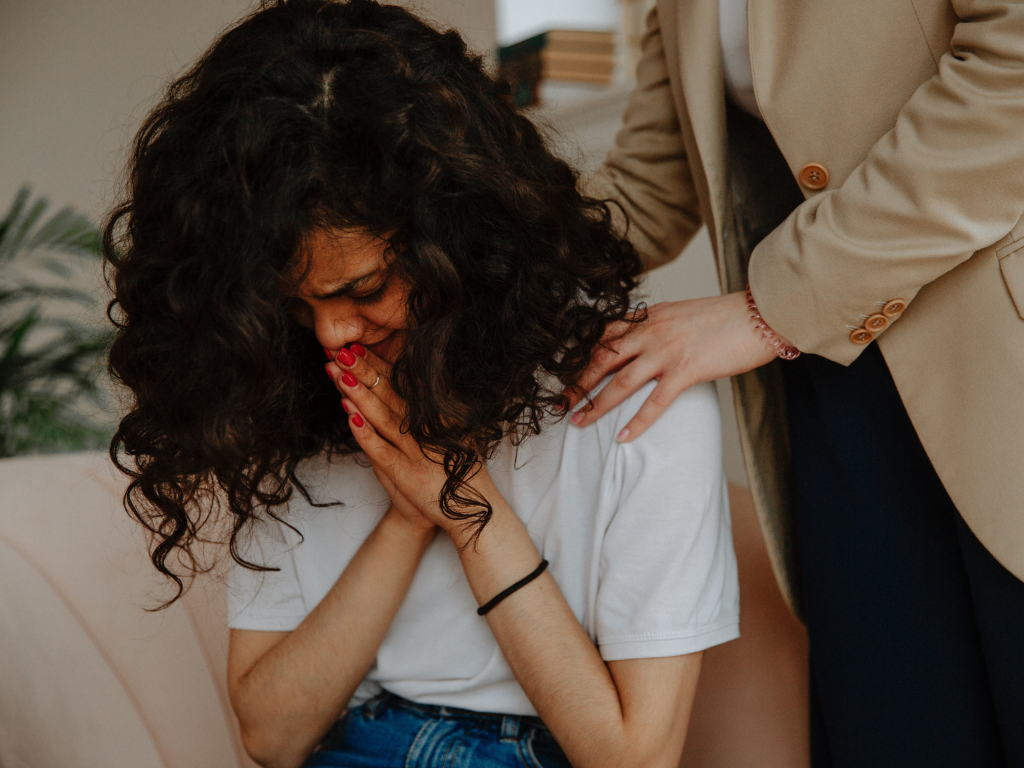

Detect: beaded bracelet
745,282,800,360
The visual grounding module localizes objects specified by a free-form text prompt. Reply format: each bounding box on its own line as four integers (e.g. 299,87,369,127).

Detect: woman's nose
314,305,363,351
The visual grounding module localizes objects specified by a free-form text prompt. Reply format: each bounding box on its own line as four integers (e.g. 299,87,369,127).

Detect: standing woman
572,0,1024,765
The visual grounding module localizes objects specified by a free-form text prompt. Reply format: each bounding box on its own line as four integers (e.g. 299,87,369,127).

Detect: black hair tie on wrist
477,559,549,616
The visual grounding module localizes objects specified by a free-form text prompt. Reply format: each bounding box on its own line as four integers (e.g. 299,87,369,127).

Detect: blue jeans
303,691,573,768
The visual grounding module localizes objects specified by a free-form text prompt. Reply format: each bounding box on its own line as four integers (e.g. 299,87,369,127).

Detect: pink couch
0,452,256,768
0,452,807,767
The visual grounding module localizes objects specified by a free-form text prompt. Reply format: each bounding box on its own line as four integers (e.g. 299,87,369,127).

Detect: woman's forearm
451,493,700,768
229,510,435,768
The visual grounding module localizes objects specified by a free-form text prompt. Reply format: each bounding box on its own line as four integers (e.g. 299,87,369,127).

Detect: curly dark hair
105,0,643,602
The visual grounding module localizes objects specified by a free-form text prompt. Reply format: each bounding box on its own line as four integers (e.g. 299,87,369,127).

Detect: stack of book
498,30,616,108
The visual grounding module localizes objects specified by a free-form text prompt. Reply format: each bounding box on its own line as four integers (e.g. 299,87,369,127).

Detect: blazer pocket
996,240,1024,321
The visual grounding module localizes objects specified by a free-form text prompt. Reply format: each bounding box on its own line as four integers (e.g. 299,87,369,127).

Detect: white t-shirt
719,0,763,119
228,380,740,717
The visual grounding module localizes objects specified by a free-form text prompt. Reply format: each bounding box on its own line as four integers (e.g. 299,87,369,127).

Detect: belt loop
500,715,520,742
365,691,389,720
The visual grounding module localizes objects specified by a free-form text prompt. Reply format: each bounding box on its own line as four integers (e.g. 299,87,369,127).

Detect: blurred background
0,0,740,482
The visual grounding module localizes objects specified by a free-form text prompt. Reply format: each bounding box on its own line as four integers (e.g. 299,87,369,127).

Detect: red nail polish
351,413,364,428
341,371,358,388
341,400,351,413
323,347,334,360
350,342,366,358
325,363,333,374
337,347,356,366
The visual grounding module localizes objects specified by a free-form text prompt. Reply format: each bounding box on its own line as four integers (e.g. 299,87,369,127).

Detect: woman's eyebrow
312,268,381,300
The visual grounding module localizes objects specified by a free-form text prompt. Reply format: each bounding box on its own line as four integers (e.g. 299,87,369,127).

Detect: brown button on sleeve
865,314,889,332
882,299,906,318
850,328,874,345
799,163,830,190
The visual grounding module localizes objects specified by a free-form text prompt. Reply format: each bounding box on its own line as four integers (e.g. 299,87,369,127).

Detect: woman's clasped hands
324,344,492,541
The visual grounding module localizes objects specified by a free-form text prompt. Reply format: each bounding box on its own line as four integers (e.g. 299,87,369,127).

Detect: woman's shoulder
531,377,723,486
590,377,724,483
599,377,722,448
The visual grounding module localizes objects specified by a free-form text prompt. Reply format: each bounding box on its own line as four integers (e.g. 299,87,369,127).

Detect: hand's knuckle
612,371,635,391
646,390,671,409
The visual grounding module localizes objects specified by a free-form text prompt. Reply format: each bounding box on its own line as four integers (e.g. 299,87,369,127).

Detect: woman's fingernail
571,412,584,425
325,363,334,375
341,399,351,414
617,428,630,442
323,347,334,360
341,371,358,388
337,347,356,366
350,343,366,358
351,413,365,429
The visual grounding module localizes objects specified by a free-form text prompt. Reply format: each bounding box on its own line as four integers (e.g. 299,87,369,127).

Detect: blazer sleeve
749,0,1024,364
585,5,703,270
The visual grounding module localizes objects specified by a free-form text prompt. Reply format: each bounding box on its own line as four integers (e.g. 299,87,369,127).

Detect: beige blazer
589,0,1024,615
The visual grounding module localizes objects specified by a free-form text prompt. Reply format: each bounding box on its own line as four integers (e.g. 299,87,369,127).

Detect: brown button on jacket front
798,162,829,190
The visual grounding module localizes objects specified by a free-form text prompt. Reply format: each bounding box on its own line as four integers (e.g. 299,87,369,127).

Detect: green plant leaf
0,309,40,368
0,185,103,263
28,205,104,258
0,196,48,264
0,186,114,457
0,389,110,458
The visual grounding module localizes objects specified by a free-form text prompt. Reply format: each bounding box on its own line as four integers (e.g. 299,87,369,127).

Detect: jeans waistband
364,691,551,739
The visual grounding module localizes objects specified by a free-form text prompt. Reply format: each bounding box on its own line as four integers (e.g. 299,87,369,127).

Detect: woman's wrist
745,282,800,360
445,474,517,551
451,495,544,609
381,505,437,544
446,495,515,550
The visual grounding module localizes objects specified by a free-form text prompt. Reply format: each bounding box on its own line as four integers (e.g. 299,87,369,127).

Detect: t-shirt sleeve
227,515,308,632
595,382,740,661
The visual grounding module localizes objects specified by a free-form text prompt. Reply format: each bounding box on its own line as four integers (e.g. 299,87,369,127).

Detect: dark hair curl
105,0,643,603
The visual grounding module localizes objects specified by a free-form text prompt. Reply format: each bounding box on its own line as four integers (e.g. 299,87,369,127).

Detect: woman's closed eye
348,277,389,305
284,279,389,326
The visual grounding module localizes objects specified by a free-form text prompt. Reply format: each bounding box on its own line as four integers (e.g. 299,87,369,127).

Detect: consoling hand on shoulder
570,292,778,441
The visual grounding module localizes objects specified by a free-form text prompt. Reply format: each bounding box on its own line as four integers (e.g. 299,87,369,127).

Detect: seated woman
104,2,739,767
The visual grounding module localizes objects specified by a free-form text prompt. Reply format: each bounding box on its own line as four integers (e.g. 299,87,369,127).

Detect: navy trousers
781,343,1024,767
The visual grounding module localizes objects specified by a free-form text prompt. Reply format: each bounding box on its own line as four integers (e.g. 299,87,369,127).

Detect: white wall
496,0,618,45
0,0,253,220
